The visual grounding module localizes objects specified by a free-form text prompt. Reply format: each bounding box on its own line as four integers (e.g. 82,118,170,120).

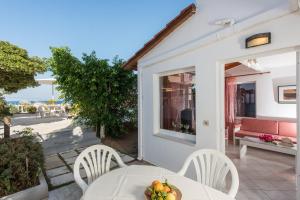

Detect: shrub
47,99,56,105
14,127,35,137
8,105,19,114
0,133,44,197
27,106,37,114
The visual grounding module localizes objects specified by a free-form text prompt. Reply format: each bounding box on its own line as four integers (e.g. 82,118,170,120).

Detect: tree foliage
49,47,137,137
0,41,46,93
0,41,47,137
0,95,10,119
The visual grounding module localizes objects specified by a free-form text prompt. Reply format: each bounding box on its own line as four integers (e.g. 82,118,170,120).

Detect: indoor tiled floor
226,143,296,200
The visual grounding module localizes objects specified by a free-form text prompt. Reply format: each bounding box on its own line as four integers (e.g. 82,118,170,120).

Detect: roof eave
123,3,196,70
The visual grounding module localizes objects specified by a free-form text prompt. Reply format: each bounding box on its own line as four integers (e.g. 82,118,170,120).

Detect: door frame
217,46,300,189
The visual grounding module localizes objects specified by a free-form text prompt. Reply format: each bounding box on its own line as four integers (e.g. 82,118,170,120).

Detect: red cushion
278,122,297,137
240,118,278,135
235,130,264,138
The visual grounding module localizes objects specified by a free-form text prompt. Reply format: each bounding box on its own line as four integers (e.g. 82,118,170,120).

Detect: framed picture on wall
278,85,296,104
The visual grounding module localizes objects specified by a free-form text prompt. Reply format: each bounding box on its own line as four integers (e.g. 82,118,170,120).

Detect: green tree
49,47,137,138
0,41,46,137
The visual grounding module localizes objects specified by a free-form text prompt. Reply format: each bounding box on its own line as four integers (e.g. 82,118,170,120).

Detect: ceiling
225,51,296,77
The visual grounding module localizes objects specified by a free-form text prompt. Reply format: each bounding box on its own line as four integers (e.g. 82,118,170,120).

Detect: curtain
161,73,195,133
225,77,237,140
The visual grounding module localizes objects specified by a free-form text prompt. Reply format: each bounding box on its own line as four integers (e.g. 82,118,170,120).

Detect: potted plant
0,129,48,200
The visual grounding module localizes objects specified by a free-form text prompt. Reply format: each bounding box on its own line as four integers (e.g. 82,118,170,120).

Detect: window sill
154,130,196,146
236,116,257,119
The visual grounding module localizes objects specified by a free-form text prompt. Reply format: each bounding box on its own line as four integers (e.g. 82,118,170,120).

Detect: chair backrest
178,149,239,198
74,145,126,193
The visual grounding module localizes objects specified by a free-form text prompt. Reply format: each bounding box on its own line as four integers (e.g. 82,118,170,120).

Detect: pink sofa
234,118,297,144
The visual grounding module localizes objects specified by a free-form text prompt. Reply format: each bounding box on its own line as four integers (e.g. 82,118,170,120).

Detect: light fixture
246,32,271,48
243,58,263,71
214,18,236,26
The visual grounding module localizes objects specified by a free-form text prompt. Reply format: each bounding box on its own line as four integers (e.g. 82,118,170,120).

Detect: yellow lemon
166,193,176,200
151,193,156,199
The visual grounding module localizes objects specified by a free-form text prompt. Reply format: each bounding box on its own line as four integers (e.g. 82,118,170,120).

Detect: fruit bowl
144,180,182,200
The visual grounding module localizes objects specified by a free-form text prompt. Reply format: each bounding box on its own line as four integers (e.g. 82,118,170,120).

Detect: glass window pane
236,83,256,117
160,71,196,135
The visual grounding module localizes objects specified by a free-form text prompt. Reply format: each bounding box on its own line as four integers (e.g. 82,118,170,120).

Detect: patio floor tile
48,183,82,200
59,150,78,159
236,189,271,200
76,147,87,153
263,190,296,200
46,166,70,178
50,173,75,187
64,156,77,165
121,155,135,163
45,155,65,170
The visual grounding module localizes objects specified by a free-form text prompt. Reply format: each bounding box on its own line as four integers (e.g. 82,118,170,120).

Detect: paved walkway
3,114,101,155
42,128,100,156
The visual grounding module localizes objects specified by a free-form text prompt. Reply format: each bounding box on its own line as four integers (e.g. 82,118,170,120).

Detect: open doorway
223,51,298,197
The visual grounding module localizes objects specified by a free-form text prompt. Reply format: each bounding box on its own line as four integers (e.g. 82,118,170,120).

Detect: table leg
240,143,247,159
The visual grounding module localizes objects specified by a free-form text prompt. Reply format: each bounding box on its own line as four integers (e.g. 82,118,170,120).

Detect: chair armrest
234,124,241,132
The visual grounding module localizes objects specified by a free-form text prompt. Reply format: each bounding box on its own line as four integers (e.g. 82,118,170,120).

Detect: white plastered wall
137,0,300,182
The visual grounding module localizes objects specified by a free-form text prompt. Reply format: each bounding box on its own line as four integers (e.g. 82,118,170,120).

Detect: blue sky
1,0,193,101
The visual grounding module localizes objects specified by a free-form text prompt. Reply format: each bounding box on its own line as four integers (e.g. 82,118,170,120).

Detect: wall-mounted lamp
246,32,271,48
214,18,236,26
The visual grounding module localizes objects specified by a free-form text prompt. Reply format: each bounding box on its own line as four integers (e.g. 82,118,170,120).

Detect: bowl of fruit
144,180,182,200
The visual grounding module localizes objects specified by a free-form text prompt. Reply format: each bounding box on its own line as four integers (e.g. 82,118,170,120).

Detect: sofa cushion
235,130,265,138
240,118,278,135
277,136,297,144
278,122,297,138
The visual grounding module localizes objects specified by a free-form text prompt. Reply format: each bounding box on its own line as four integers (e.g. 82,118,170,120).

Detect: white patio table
82,165,235,200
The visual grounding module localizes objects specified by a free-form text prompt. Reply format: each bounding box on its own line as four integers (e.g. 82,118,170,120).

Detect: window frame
153,67,196,144
235,81,257,118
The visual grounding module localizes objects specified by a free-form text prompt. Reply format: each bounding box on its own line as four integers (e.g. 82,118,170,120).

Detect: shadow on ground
42,128,100,156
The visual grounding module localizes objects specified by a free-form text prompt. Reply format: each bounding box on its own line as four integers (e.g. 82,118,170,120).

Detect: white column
217,62,225,153
296,50,300,198
137,67,143,160
51,84,54,100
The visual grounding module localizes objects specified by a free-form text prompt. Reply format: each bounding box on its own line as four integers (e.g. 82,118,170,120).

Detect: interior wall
234,65,296,120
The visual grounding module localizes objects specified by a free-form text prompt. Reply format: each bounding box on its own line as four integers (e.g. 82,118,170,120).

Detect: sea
7,100,65,105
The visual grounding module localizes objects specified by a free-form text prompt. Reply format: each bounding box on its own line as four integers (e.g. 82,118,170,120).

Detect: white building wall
138,3,300,173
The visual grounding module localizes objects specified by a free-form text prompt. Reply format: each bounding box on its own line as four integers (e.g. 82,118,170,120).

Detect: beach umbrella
36,78,56,100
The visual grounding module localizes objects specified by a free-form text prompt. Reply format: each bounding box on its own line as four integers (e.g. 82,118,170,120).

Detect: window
160,71,196,135
236,83,256,117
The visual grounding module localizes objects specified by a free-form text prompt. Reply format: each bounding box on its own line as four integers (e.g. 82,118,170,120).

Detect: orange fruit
166,193,176,200
152,180,161,187
153,182,164,192
163,186,171,193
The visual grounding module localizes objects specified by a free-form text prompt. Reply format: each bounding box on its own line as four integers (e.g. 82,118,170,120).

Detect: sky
1,0,193,101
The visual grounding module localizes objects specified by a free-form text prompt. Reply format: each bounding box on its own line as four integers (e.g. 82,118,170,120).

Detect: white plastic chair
178,149,239,198
74,145,126,193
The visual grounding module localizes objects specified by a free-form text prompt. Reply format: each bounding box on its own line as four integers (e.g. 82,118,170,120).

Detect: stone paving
45,146,137,200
